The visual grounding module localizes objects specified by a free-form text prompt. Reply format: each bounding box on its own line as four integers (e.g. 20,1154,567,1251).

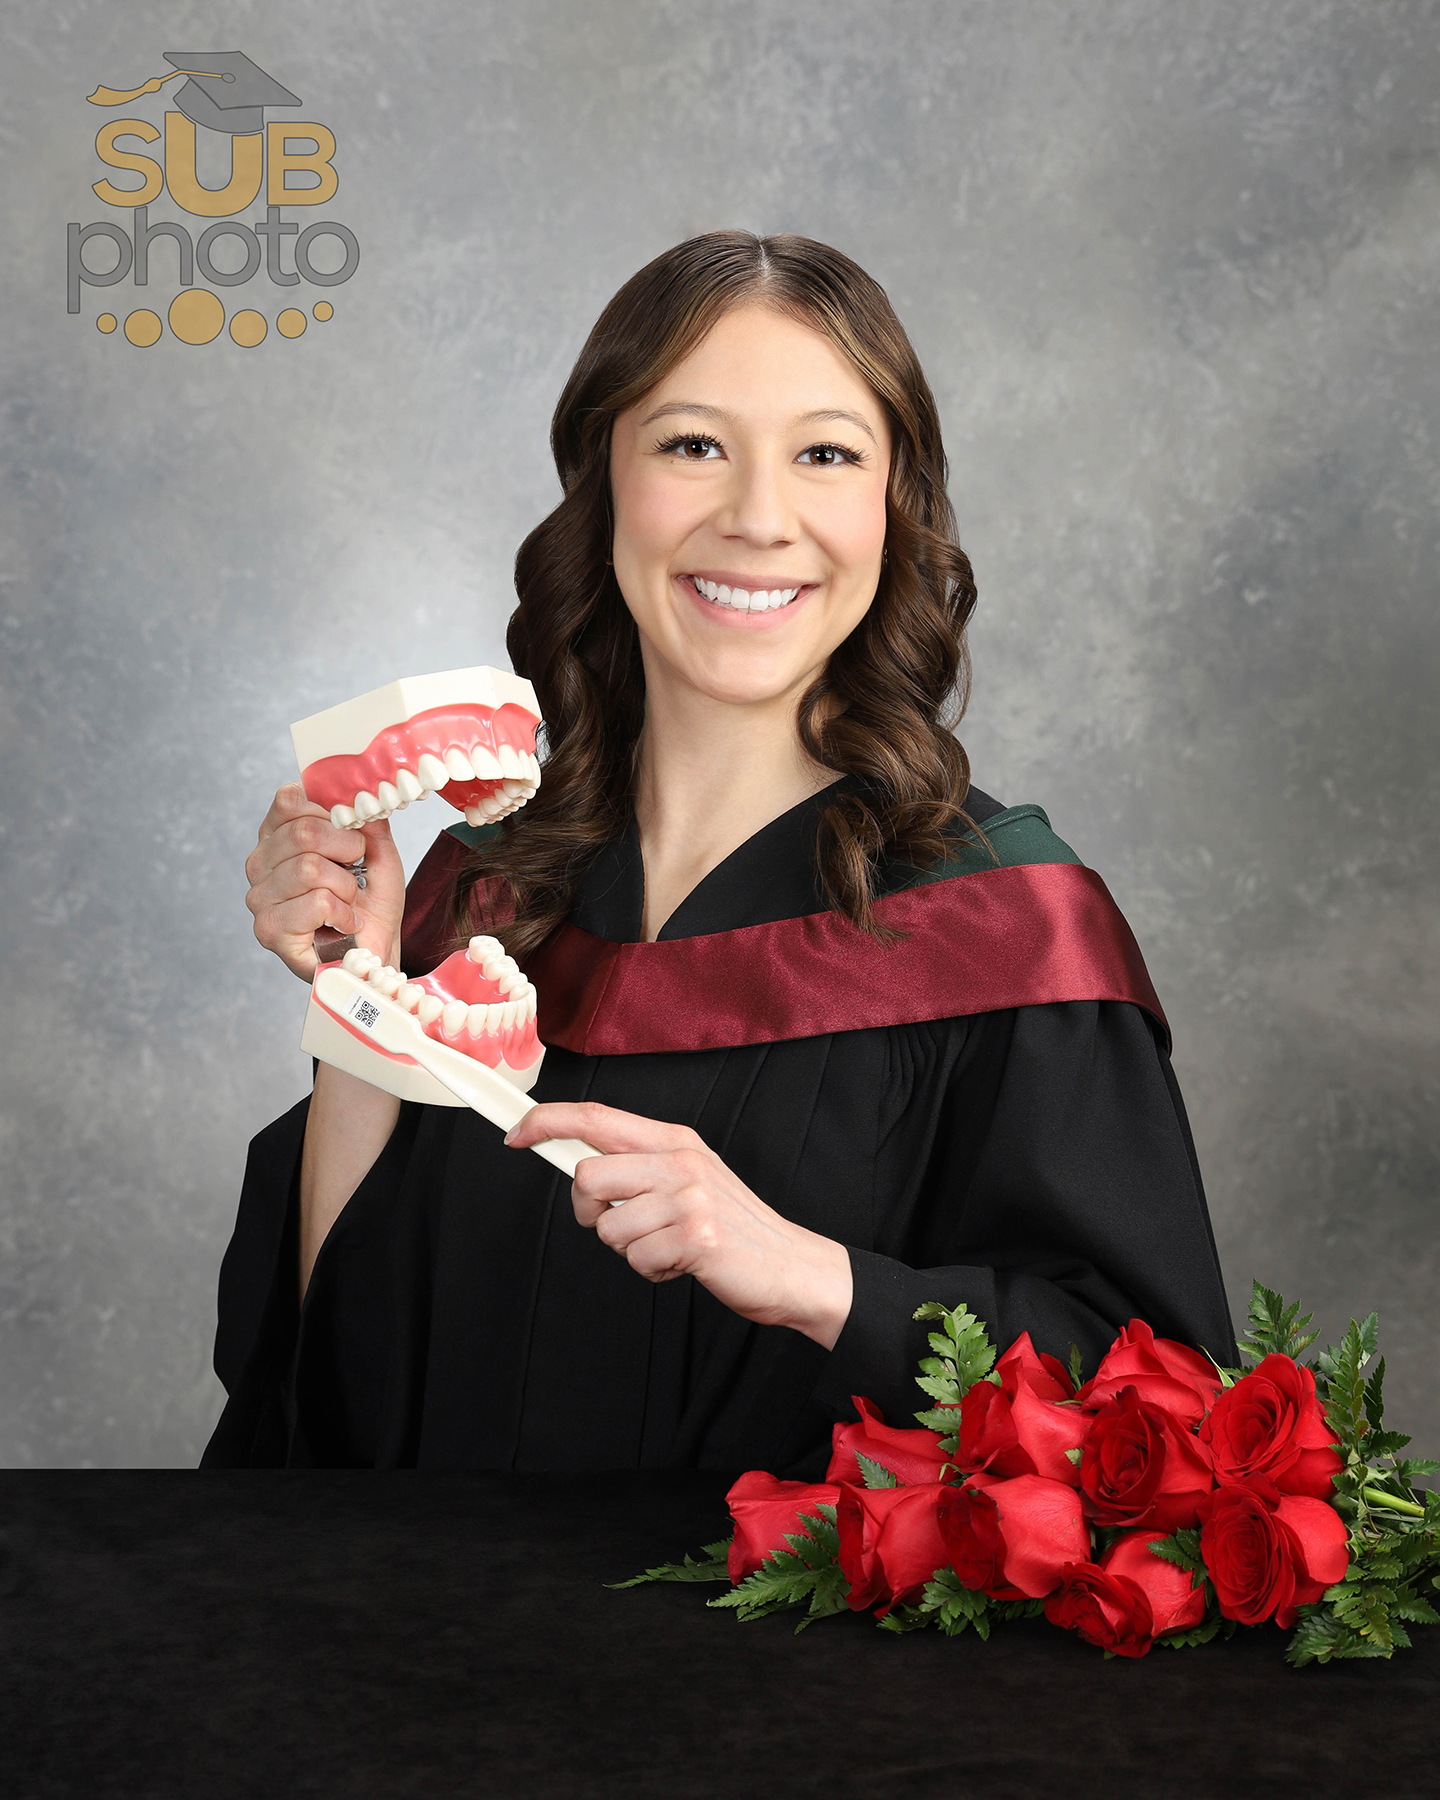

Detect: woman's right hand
245,782,407,980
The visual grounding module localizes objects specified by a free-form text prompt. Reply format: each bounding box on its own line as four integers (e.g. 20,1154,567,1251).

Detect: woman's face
609,302,891,712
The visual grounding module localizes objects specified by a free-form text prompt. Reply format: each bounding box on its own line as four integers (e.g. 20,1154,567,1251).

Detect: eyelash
654,431,865,467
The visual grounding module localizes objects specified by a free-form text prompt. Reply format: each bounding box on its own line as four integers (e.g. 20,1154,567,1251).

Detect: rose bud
958,1373,1087,1487
725,1471,841,1584
836,1482,951,1615
1198,1483,1350,1628
826,1396,952,1488
1078,1319,1222,1427
1199,1355,1342,1499
936,1472,1091,1601
1102,1532,1207,1638
1081,1385,1214,1531
995,1330,1076,1401
1043,1561,1155,1658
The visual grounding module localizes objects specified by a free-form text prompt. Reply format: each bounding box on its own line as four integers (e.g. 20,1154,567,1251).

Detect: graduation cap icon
87,51,301,137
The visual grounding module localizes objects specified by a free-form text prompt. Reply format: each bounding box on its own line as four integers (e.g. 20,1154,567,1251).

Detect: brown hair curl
452,230,979,961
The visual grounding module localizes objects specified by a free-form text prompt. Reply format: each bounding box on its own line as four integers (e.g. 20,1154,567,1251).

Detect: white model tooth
357,948,381,970
398,983,424,1011
464,806,486,826
467,1003,489,1036
501,998,518,1030
354,790,381,819
485,1002,505,1032
367,964,387,986
376,968,403,997
417,994,444,1025
501,778,528,798
395,767,425,803
494,743,520,778
470,745,504,779
524,752,542,783
469,935,502,959
342,948,369,974
441,1000,468,1038
377,780,400,812
330,803,358,828
418,753,450,790
444,747,475,781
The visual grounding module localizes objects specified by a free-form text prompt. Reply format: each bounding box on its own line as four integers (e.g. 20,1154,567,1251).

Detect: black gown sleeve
812,999,1236,1428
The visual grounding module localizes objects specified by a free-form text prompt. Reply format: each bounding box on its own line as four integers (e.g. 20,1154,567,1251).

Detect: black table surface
1,1471,1436,1799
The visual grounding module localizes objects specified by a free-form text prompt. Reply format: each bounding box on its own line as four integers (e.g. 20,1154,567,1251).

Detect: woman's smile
677,572,816,623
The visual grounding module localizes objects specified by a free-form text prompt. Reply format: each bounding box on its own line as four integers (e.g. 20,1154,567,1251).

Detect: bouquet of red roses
623,1284,1439,1665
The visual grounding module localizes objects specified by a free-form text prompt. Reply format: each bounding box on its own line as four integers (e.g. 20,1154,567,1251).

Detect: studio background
2,0,1436,1466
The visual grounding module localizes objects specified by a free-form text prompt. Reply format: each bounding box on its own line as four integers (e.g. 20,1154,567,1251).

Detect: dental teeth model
303,936,596,1174
290,665,543,830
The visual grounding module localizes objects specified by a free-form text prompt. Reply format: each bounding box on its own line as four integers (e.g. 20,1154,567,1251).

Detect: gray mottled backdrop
2,0,1436,1465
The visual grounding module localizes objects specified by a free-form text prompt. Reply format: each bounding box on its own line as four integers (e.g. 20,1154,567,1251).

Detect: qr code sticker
351,997,381,1031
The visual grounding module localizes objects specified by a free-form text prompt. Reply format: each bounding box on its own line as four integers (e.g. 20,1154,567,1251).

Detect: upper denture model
290,665,543,830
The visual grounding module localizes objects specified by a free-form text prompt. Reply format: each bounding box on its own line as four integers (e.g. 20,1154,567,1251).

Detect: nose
714,444,797,548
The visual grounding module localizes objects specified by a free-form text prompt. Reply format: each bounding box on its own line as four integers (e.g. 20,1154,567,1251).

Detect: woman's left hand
504,1102,854,1351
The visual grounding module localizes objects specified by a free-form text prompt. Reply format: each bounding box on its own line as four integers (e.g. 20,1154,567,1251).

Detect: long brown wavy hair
451,229,980,961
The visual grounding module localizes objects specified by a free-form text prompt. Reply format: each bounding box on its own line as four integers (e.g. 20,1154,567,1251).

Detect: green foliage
854,1451,900,1490
611,1540,734,1588
878,1566,1044,1640
1067,1342,1086,1393
707,1508,850,1633
1146,1528,1208,1590
1237,1281,1320,1367
911,1301,998,1449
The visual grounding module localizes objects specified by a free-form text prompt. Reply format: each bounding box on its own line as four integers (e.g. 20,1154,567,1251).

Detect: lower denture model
304,936,597,1175
290,664,544,830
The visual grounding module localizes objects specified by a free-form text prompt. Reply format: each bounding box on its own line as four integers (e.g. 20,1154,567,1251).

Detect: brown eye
683,438,709,458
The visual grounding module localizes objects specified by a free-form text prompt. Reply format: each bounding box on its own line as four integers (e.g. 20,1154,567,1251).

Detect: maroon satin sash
524,862,1168,1055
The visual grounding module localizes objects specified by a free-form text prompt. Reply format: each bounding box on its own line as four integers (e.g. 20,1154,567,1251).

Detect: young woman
207,232,1235,1470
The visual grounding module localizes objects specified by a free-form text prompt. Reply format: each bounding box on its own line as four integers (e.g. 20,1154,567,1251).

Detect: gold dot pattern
97,314,117,333
313,302,333,322
277,308,307,338
229,310,267,347
124,310,162,347
169,289,224,346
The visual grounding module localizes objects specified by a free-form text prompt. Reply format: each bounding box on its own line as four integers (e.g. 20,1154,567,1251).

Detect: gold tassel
87,70,217,106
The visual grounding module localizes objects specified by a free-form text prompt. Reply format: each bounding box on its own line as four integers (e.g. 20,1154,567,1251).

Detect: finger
247,815,367,889
246,849,361,919
613,1222,698,1284
251,887,357,953
572,1150,706,1210
258,781,331,842
506,1102,703,1158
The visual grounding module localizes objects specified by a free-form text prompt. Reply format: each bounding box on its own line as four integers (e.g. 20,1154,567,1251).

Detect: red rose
826,1396,952,1488
1199,1355,1342,1499
836,1482,951,1615
936,1472,1091,1600
996,1330,1076,1401
1078,1319,1222,1427
1043,1561,1155,1658
956,1336,1086,1485
1081,1386,1214,1530
1102,1532,1207,1638
1198,1483,1350,1628
725,1471,841,1583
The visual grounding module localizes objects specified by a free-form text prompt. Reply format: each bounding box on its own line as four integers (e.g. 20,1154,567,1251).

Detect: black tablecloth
1,1472,1436,1798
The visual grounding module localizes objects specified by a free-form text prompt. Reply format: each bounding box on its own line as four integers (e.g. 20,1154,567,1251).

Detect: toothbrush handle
403,1026,601,1177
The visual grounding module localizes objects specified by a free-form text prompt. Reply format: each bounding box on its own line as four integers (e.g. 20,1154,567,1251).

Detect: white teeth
467,1003,489,1036
485,1002,505,1032
354,790,381,820
441,1000,468,1038
501,778,529,798
444,747,475,781
501,998,518,1030
468,935,502,961
717,584,732,606
417,993,444,1025
398,983,424,1011
696,577,799,611
470,745,504,780
377,780,400,812
395,768,425,803
525,752,542,783
418,753,450,790
375,967,403,997
366,965,387,986
330,803,358,828
464,807,485,826
497,743,523,778
342,948,370,974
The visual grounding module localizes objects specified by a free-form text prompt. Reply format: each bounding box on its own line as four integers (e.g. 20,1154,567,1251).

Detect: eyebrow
638,400,878,447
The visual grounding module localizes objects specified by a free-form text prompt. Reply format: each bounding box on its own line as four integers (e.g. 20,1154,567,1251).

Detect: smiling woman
210,232,1236,1472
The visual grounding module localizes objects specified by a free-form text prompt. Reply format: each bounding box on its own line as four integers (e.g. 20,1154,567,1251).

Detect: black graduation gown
202,784,1236,1473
